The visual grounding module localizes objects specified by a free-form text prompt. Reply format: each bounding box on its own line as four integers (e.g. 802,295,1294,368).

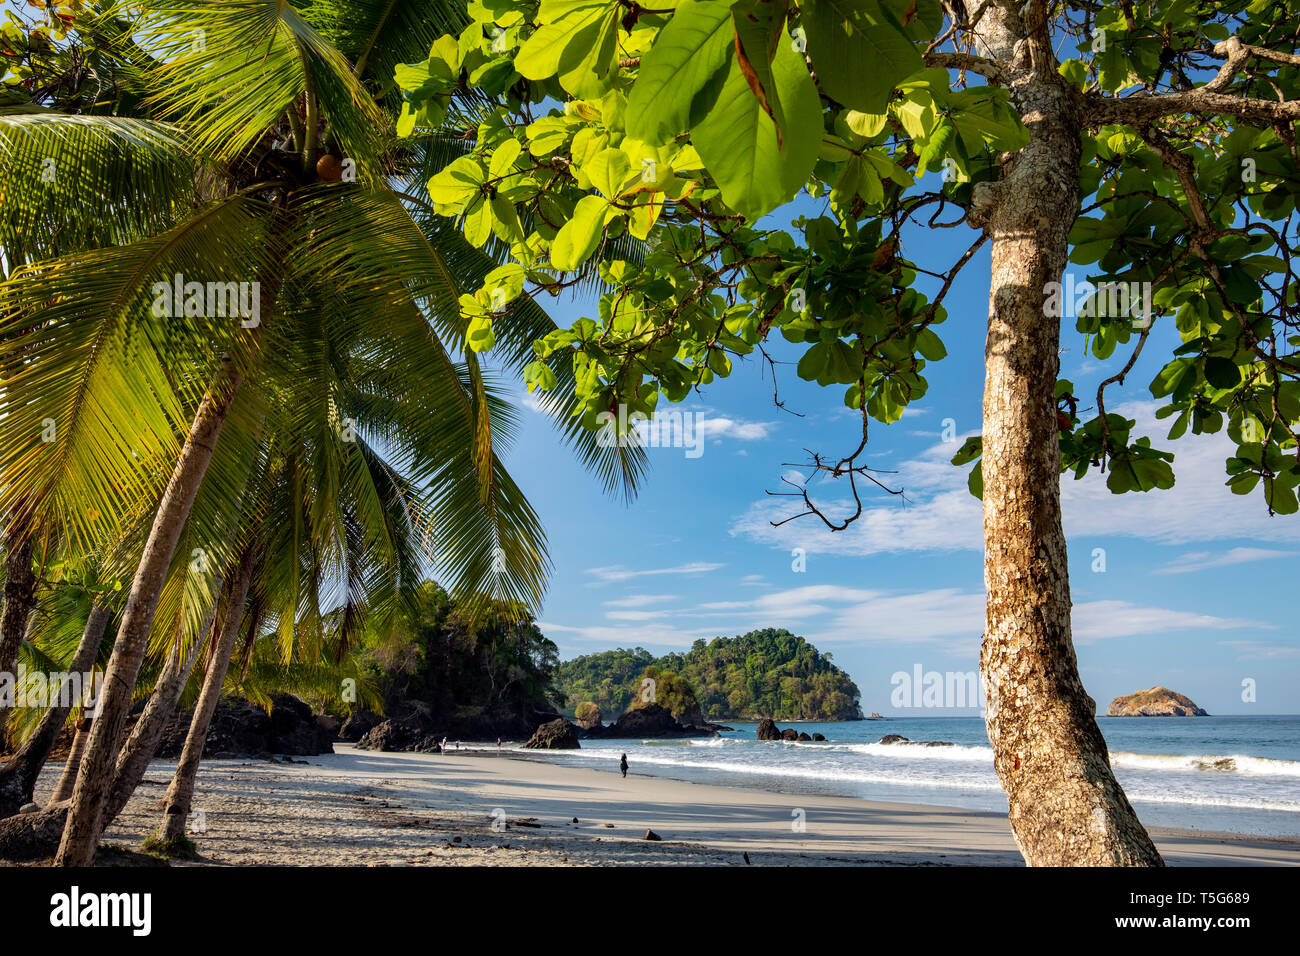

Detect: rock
574,703,602,729
602,704,716,739
18,802,38,814
356,719,422,753
1107,686,1208,717
756,718,783,741
643,829,661,841
522,718,581,750
876,734,954,747
796,732,812,742
811,733,826,741
154,694,334,759
339,708,381,742
781,728,799,741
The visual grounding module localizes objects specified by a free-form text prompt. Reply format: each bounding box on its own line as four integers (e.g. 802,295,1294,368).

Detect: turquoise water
502,715,1300,837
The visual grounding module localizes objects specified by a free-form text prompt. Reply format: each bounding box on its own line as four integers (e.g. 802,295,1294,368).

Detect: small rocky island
1107,686,1208,717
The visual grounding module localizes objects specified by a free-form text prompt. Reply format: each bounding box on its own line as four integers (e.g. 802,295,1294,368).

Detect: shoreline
40,744,1300,866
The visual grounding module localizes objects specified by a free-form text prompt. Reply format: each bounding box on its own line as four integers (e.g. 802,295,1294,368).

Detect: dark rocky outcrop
1107,686,1208,717
756,718,783,740
582,704,718,739
339,708,381,742
781,728,799,741
522,718,580,750
877,734,954,747
352,704,563,752
811,733,827,741
796,732,812,741
155,694,334,760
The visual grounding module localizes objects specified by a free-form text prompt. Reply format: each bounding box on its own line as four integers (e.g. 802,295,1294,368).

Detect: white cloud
695,416,773,441
604,610,667,622
1217,640,1300,661
601,594,676,608
1071,600,1274,643
540,620,709,649
1154,547,1297,575
730,402,1300,556
544,585,1272,656
585,562,725,583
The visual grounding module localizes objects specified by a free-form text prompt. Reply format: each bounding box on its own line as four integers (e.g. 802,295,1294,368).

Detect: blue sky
499,194,1300,717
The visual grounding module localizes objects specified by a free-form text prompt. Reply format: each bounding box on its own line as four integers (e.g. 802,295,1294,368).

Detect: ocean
503,715,1300,837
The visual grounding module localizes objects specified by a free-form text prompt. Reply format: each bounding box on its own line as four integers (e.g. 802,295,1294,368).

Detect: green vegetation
556,629,861,721
359,583,562,722
628,665,702,723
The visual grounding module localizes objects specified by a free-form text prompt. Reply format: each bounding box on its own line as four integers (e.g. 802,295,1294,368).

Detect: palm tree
0,0,644,865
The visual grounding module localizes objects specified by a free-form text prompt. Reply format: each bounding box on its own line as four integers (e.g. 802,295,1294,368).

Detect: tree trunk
0,514,38,750
0,602,110,817
970,1,1163,865
54,365,246,866
50,717,91,805
161,547,256,840
101,585,223,827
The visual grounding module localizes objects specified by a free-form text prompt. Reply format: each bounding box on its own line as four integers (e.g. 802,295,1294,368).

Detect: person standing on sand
620,753,628,778
496,737,501,751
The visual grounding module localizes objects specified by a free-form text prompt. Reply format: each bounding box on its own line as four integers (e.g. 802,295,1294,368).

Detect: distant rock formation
582,703,721,739
756,718,783,740
877,734,954,747
1107,686,1208,717
522,718,581,749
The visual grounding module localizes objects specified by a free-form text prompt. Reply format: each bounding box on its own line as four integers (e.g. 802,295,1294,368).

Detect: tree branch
1084,37,1300,127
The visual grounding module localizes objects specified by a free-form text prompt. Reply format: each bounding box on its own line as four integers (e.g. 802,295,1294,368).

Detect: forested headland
555,629,862,721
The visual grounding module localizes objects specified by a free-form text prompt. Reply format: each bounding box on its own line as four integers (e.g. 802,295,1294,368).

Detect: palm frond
0,112,197,263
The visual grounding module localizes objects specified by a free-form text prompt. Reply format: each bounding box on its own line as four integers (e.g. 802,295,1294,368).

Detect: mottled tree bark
0,602,110,817
967,0,1163,865
54,365,245,866
0,515,38,750
161,547,256,840
101,586,223,827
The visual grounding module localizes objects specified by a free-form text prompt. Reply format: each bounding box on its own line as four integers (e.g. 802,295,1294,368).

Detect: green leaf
550,194,609,271
731,0,791,132
800,0,922,114
914,327,946,360
1203,356,1240,390
428,156,486,210
626,0,735,145
691,39,821,219
516,1,612,83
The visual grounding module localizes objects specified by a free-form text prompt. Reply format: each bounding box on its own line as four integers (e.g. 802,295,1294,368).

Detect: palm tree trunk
0,514,38,751
101,585,223,828
0,602,110,817
161,547,256,841
54,365,246,866
969,0,1162,865
50,717,91,804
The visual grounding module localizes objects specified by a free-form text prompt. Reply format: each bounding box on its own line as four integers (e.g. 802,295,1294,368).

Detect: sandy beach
32,743,1299,867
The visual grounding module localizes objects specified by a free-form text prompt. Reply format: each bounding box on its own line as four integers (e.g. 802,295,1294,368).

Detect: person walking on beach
619,753,628,778
496,737,502,751
440,736,448,754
